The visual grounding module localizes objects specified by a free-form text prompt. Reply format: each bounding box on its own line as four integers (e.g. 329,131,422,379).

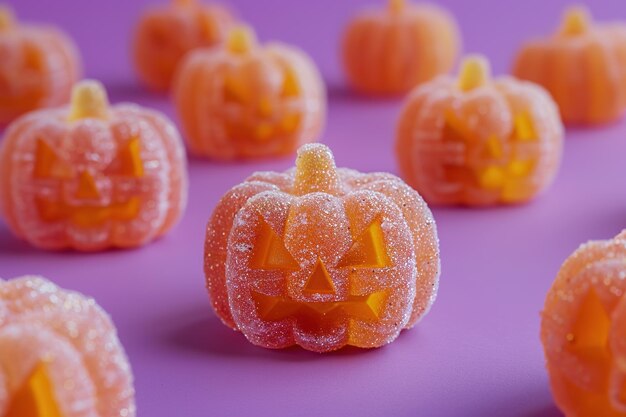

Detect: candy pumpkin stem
68,80,110,121
388,0,406,13
227,25,257,54
457,55,491,92
293,144,340,196
559,6,591,36
0,5,16,31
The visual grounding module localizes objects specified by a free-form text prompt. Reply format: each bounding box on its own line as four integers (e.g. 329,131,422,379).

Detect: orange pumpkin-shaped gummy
0,80,188,251
341,0,460,95
396,55,563,206
173,25,326,160
0,276,135,417
132,0,236,92
513,7,626,124
0,6,81,126
542,231,626,417
205,144,440,352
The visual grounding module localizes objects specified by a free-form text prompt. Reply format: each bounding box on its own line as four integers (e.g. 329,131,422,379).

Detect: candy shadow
326,82,403,104
517,405,562,417
165,306,383,361
0,227,35,254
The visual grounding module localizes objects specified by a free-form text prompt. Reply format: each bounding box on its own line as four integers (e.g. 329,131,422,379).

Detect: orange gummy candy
0,6,81,126
513,6,626,125
341,0,460,95
173,25,326,160
542,231,626,417
0,276,135,417
396,55,563,206
205,143,440,352
132,0,236,92
0,80,188,251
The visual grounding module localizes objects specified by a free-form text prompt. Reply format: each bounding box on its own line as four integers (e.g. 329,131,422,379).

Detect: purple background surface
2,0,626,416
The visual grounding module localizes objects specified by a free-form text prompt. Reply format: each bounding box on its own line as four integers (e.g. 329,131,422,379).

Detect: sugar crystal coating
542,231,626,416
0,276,135,417
0,80,188,251
396,55,563,206
205,143,440,352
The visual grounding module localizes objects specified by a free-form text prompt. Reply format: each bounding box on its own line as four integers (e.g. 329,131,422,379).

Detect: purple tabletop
3,0,626,416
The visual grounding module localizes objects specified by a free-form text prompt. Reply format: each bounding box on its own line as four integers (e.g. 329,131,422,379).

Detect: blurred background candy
0,5,81,126
0,275,135,417
173,25,326,160
513,6,626,125
396,55,563,206
341,0,460,95
0,80,188,251
541,231,626,417
132,0,237,92
205,143,440,352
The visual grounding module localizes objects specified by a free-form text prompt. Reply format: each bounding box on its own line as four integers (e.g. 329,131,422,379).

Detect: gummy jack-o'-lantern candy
0,276,135,417
0,80,188,251
174,25,326,160
205,143,440,352
0,5,81,126
513,6,626,124
396,55,563,206
342,0,460,95
133,0,236,92
542,231,626,417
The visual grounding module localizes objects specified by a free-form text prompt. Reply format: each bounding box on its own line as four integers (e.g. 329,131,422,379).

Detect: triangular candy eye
116,138,144,178
337,219,391,268
4,362,63,417
513,112,537,141
34,139,73,180
567,288,611,360
281,70,300,98
250,218,299,270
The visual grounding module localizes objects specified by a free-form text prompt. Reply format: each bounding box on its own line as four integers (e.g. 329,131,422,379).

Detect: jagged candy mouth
251,290,387,322
35,197,141,227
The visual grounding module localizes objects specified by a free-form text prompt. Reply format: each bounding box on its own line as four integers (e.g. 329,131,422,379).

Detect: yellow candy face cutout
4,362,62,417
249,217,390,324
33,137,144,228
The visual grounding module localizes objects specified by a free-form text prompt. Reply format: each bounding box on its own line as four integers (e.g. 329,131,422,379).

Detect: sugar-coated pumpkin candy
0,5,81,126
0,80,188,251
341,0,460,95
205,143,440,352
542,231,626,417
0,275,135,417
132,0,236,92
396,55,563,206
513,6,626,125
173,25,326,160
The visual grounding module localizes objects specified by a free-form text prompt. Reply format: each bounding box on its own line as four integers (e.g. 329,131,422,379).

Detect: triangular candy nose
303,259,335,294
75,170,100,200
4,362,63,417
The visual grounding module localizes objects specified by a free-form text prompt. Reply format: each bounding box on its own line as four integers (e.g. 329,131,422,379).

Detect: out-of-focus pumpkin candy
341,0,461,95
173,25,326,160
396,55,563,206
513,6,626,124
0,5,81,126
132,0,236,92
